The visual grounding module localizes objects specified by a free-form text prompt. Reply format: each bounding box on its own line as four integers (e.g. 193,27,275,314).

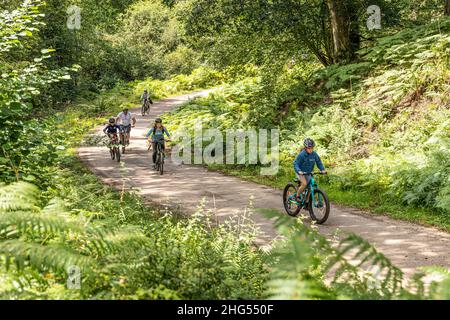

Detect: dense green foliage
0,1,79,185
1,0,449,300
0,161,267,299
264,209,450,299
1,0,204,105
176,0,446,69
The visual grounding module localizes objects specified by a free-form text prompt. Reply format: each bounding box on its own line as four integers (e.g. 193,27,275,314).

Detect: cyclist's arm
315,153,325,171
163,127,171,139
146,128,154,138
103,126,108,134
293,153,304,174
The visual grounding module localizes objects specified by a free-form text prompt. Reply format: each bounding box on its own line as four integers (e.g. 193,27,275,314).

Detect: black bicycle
154,139,166,175
119,125,132,154
283,172,330,224
141,98,152,116
107,133,121,162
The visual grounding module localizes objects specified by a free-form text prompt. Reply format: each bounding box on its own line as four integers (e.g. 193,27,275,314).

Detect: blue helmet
304,138,315,148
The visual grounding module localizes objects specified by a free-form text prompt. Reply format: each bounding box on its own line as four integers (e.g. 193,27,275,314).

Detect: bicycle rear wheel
119,133,126,154
110,148,115,160
308,188,330,224
159,154,164,175
283,183,301,217
115,147,121,162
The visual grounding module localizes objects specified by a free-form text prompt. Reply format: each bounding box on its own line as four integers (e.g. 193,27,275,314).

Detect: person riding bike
103,118,121,140
116,108,137,146
293,138,327,200
146,118,171,169
140,89,153,108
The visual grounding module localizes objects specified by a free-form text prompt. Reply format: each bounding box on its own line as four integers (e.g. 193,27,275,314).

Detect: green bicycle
283,172,330,224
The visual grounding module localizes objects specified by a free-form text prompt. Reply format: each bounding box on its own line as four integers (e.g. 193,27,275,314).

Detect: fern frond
0,240,94,275
329,233,404,297
41,198,68,216
0,210,111,241
0,182,40,212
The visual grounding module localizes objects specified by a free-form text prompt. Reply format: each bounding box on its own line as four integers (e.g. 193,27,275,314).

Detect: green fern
260,209,450,300
0,182,132,285
0,182,40,212
0,240,94,274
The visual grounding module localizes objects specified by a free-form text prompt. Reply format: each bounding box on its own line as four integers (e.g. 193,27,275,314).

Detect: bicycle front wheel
308,188,330,224
283,183,301,217
115,147,121,163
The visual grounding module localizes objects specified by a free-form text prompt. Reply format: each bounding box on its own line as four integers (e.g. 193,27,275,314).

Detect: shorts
296,173,312,185
120,125,132,134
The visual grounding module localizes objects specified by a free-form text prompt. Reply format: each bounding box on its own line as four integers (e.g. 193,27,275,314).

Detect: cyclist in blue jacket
293,138,327,200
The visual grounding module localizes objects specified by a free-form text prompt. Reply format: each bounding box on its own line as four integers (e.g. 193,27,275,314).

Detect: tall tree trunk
327,0,354,62
445,0,450,15
348,3,360,57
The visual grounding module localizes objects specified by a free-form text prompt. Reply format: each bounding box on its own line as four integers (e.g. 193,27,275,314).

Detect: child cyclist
293,138,327,200
103,118,121,139
146,118,171,169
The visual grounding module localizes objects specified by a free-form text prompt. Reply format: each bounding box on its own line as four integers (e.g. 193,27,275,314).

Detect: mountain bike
107,133,121,162
283,172,330,224
141,98,152,116
154,138,168,175
119,125,133,154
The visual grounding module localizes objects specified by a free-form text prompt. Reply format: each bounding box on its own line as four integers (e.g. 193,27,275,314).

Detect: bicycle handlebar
298,172,327,175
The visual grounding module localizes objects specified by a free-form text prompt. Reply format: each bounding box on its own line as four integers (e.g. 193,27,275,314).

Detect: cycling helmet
109,118,115,124
144,89,148,92
304,138,316,148
155,118,162,123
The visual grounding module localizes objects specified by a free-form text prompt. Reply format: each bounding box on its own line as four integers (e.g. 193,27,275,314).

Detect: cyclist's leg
152,142,157,163
143,100,148,113
126,125,131,145
296,175,308,198
118,126,124,144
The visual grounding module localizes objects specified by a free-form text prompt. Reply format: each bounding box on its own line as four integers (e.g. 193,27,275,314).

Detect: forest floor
78,90,450,277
